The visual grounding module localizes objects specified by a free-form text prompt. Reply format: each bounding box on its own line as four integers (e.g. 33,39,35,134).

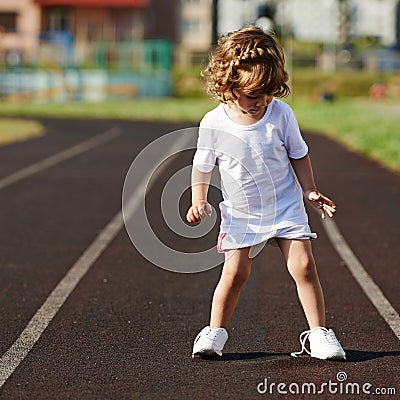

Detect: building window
50,9,70,31
0,12,17,33
88,21,106,42
42,7,71,32
181,0,210,3
182,19,203,33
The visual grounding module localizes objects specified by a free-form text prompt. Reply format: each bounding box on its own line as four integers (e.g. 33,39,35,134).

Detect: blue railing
0,37,173,100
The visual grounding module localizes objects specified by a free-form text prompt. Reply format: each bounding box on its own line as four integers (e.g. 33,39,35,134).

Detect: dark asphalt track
0,118,399,399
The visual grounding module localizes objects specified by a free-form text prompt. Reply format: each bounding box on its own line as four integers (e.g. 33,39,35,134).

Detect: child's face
233,90,273,117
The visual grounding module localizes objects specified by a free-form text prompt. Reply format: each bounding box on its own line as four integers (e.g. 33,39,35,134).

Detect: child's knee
221,250,252,289
287,255,316,282
224,267,250,289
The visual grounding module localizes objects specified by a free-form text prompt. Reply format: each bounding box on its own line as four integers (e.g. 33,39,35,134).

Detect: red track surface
0,118,398,399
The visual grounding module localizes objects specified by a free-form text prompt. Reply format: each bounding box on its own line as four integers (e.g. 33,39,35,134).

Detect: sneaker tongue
313,329,338,346
310,328,330,341
310,327,328,336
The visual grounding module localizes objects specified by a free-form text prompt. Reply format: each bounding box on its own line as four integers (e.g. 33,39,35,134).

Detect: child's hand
306,191,337,219
186,201,212,225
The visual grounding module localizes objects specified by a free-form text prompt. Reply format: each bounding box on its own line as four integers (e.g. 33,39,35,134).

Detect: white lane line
0,132,192,389
322,217,400,341
0,127,121,191
0,212,124,388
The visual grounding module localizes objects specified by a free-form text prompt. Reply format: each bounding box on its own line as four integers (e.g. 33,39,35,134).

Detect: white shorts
217,224,317,258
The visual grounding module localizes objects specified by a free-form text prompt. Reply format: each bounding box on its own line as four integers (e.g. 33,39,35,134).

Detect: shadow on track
344,349,400,362
194,352,291,362
194,350,400,363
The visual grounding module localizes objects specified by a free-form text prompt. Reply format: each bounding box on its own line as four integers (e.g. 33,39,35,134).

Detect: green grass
0,98,216,123
0,118,44,146
0,97,399,174
289,98,400,174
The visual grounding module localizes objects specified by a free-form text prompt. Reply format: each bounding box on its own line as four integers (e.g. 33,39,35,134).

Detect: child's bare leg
277,239,326,328
210,248,252,328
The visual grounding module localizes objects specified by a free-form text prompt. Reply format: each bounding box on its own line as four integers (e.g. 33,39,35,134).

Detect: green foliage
291,68,387,98
351,36,382,50
172,65,207,98
172,65,398,100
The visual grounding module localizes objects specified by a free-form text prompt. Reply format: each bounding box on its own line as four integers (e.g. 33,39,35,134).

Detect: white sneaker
192,326,228,358
291,327,346,360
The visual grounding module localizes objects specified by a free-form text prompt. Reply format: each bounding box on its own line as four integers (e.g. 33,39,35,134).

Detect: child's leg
210,248,252,328
277,239,326,328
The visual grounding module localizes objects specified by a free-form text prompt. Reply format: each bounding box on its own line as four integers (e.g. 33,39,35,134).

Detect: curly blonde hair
202,26,290,103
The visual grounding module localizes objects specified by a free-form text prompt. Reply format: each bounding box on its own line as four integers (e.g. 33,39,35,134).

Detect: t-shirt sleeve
192,124,217,173
284,107,309,159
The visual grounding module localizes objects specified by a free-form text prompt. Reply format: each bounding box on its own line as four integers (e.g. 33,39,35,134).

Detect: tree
337,0,351,47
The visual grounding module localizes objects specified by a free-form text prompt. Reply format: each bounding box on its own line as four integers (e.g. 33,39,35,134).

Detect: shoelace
291,327,336,357
194,327,225,345
205,327,226,340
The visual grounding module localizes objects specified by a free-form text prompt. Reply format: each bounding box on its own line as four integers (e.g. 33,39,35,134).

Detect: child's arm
290,154,337,219
186,167,213,224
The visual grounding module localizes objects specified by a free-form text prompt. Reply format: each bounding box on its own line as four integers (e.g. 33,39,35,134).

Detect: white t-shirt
193,99,309,238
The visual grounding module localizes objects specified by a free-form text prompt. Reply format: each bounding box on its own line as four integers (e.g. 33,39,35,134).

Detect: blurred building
175,0,214,65
0,0,176,99
274,0,400,47
351,0,399,47
36,0,148,64
216,0,400,48
218,0,259,35
2,0,400,65
144,0,180,42
0,0,151,63
37,0,147,41
0,0,41,60
0,0,195,60
180,0,213,52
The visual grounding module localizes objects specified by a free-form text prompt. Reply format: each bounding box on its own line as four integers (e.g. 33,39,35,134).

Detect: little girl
186,26,346,360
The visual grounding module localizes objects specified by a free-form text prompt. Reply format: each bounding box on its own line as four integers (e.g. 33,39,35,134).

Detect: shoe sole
312,353,346,361
192,349,222,359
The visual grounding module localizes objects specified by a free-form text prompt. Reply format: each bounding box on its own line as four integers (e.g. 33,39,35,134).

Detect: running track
0,118,399,399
